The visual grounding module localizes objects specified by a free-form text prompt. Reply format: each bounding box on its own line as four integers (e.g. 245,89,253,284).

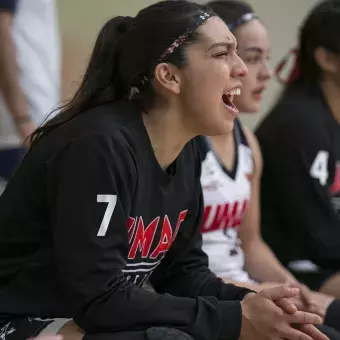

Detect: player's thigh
320,272,340,299
317,325,340,340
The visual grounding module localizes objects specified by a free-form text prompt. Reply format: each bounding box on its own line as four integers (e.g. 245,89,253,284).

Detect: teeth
227,88,241,96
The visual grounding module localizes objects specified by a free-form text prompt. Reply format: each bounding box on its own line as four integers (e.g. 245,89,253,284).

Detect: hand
286,282,334,319
288,282,314,306
240,286,328,340
307,291,335,319
258,282,284,291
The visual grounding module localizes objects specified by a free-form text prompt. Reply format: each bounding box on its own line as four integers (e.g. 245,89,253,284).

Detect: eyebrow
208,41,237,52
244,47,269,54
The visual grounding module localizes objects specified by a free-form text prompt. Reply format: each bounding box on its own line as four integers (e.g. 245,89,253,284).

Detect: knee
145,327,194,340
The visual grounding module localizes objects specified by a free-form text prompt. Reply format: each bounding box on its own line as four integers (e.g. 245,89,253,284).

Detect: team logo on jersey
123,210,188,285
329,162,340,219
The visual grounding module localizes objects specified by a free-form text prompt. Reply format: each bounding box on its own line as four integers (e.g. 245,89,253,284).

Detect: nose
259,60,272,80
232,54,248,79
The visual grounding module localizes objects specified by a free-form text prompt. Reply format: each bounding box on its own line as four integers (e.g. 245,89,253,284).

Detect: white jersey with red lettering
197,120,255,282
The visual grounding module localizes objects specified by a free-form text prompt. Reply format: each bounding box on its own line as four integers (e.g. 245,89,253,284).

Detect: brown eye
245,55,261,64
214,51,229,58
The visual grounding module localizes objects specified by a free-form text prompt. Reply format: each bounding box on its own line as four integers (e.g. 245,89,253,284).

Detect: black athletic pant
84,328,194,340
325,300,340,332
84,326,340,340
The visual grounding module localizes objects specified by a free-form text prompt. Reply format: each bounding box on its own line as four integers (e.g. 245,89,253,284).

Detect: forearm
244,239,296,284
151,254,252,302
0,12,29,120
221,278,263,292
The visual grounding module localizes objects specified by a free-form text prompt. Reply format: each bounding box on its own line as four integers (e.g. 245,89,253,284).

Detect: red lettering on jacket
127,210,188,260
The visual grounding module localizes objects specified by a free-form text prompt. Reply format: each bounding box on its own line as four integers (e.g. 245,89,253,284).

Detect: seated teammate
256,0,340,299
199,0,339,333
0,1,326,340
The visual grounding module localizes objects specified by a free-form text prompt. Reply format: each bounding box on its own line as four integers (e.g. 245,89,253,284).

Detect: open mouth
222,88,241,114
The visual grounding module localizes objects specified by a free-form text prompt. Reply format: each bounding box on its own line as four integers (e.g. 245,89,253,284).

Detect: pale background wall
237,0,320,129
57,0,320,130
57,0,159,101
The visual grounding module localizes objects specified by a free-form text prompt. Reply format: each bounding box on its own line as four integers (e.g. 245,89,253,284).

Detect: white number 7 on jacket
97,194,117,236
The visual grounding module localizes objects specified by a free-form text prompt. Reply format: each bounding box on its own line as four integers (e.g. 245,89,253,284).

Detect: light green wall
57,1,158,100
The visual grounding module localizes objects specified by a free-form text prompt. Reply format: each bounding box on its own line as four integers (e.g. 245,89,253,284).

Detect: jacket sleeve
150,142,253,340
48,134,247,340
257,110,340,270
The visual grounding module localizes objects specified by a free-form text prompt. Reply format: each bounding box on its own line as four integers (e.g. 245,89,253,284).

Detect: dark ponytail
77,16,134,106
30,16,133,146
30,1,215,147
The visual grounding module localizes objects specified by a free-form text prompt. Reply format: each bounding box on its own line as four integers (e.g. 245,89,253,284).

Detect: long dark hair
30,1,215,147
278,0,340,88
206,0,254,30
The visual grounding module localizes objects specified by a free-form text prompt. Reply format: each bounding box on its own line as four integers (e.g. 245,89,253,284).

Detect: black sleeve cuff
0,0,18,12
219,280,255,301
218,301,242,340
234,288,255,301
324,299,340,331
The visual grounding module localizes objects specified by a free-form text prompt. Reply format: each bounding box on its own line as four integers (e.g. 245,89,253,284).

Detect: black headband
158,11,211,63
130,11,212,94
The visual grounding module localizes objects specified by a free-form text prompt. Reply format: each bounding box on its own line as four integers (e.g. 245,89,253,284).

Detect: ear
153,62,181,95
314,46,340,74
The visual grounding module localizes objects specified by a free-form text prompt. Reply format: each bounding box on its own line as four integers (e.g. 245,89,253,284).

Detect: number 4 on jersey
97,194,117,236
310,151,329,186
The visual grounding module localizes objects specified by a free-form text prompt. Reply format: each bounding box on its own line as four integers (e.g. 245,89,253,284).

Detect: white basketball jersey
198,120,254,282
